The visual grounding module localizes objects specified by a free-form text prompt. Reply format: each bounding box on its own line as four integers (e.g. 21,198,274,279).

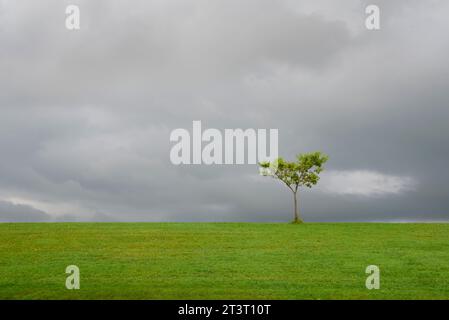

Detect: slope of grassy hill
0,222,448,299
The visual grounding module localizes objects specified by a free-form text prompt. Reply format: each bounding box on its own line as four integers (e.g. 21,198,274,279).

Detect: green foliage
260,152,329,192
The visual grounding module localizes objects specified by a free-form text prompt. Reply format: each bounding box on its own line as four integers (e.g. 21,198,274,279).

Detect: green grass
0,222,448,299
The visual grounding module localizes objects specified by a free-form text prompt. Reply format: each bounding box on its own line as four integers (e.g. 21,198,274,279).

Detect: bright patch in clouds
4,196,81,217
321,170,417,196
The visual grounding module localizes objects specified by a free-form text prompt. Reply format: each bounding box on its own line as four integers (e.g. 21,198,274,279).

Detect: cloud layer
0,0,448,222
321,170,416,196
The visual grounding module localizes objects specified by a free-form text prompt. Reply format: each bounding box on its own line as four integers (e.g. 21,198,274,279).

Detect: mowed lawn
0,223,449,299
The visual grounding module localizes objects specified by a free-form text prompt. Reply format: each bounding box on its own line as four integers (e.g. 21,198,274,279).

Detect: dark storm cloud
0,0,448,222
0,200,51,222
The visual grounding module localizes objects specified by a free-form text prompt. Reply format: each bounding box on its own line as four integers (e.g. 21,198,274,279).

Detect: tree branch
274,171,295,193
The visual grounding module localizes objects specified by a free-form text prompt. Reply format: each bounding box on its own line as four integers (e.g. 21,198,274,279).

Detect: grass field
0,222,448,299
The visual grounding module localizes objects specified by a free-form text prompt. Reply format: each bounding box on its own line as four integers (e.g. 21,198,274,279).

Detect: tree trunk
293,191,303,224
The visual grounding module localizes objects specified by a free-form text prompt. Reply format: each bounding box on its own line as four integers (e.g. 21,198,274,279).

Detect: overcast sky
1,0,448,222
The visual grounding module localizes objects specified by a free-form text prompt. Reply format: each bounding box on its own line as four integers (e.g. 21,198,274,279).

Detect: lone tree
259,152,329,224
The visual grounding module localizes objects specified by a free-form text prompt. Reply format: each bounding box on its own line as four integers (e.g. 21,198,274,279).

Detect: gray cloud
0,200,51,222
0,0,448,222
